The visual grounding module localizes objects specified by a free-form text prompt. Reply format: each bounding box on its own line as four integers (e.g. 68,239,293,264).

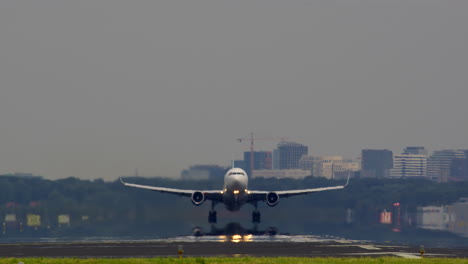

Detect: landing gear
208,201,217,224
208,210,217,223
252,211,261,223
252,202,261,223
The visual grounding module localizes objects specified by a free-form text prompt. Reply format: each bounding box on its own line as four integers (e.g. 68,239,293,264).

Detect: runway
0,237,466,258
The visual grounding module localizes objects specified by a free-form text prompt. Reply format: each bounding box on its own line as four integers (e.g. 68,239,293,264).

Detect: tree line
0,174,467,237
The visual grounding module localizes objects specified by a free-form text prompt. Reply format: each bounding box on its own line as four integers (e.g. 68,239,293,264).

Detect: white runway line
349,251,455,259
392,253,421,259
349,252,420,259
358,245,381,250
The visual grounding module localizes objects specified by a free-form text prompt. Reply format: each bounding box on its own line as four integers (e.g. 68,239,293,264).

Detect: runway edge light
178,245,184,258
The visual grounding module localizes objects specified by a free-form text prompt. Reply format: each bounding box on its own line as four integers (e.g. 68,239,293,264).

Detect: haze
1,1,467,180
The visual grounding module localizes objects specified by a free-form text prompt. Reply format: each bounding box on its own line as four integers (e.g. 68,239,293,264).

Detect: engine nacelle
266,192,279,207
191,191,205,206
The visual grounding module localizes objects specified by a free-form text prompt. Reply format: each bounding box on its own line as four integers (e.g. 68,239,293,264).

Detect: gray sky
1,1,467,180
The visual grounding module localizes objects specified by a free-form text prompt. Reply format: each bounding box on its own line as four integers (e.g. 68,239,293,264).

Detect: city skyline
3,136,468,180
162,144,468,181
1,1,468,180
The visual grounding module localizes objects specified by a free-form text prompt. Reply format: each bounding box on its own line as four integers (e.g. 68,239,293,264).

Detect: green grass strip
1,257,467,264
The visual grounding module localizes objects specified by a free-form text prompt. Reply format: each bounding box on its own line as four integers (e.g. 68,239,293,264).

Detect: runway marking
392,253,421,259
349,252,421,259
319,244,382,250
358,245,381,250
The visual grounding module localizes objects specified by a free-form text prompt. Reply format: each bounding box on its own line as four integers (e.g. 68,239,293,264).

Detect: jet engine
191,191,205,206
266,192,279,207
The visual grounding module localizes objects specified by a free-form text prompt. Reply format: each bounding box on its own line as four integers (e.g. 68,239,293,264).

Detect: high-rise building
272,149,280,170
233,160,247,171
427,150,466,182
390,154,427,179
361,149,393,178
277,141,308,170
243,151,272,176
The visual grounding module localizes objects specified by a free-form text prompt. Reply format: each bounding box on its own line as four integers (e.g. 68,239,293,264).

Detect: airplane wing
120,177,224,202
246,174,350,203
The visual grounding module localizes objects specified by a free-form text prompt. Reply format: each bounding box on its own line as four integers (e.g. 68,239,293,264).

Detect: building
333,160,361,180
450,158,468,181
416,206,449,231
390,154,427,179
277,141,308,170
403,147,428,155
313,156,342,179
243,151,272,176
312,156,360,179
299,155,316,173
251,169,311,179
233,160,247,172
417,198,468,237
447,198,468,237
361,149,393,178
272,149,280,170
427,150,466,182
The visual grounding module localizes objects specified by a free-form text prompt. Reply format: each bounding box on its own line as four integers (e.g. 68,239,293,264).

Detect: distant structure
233,160,247,171
243,151,272,176
237,133,287,178
251,169,311,179
361,149,393,178
417,198,468,237
403,146,428,155
427,150,466,182
181,165,226,180
276,141,308,170
272,149,280,170
416,206,449,231
390,148,428,178
447,198,468,237
311,156,360,179
4,173,42,179
450,157,468,181
299,155,316,173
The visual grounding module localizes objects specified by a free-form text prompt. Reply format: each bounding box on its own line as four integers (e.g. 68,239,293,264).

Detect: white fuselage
222,168,249,211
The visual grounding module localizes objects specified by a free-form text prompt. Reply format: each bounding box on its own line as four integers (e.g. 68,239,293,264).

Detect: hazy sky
1,1,467,180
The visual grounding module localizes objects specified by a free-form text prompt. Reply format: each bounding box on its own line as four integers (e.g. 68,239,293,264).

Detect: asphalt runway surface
0,240,467,259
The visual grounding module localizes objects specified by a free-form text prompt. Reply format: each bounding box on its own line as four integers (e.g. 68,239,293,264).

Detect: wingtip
344,171,351,186
119,177,126,184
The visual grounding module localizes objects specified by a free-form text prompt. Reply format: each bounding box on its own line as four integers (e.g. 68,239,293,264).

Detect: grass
2,258,467,264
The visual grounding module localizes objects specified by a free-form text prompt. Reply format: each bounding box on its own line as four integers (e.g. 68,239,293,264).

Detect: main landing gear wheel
252,211,261,223
208,201,217,224
208,210,217,223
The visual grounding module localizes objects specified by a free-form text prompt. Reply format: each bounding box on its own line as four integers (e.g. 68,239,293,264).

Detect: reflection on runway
0,222,466,258
194,222,277,237
159,222,358,244
193,222,278,243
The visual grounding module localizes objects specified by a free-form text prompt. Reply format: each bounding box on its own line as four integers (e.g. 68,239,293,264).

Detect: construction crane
237,132,288,176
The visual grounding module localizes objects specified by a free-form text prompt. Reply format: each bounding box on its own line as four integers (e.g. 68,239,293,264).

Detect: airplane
120,167,350,224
